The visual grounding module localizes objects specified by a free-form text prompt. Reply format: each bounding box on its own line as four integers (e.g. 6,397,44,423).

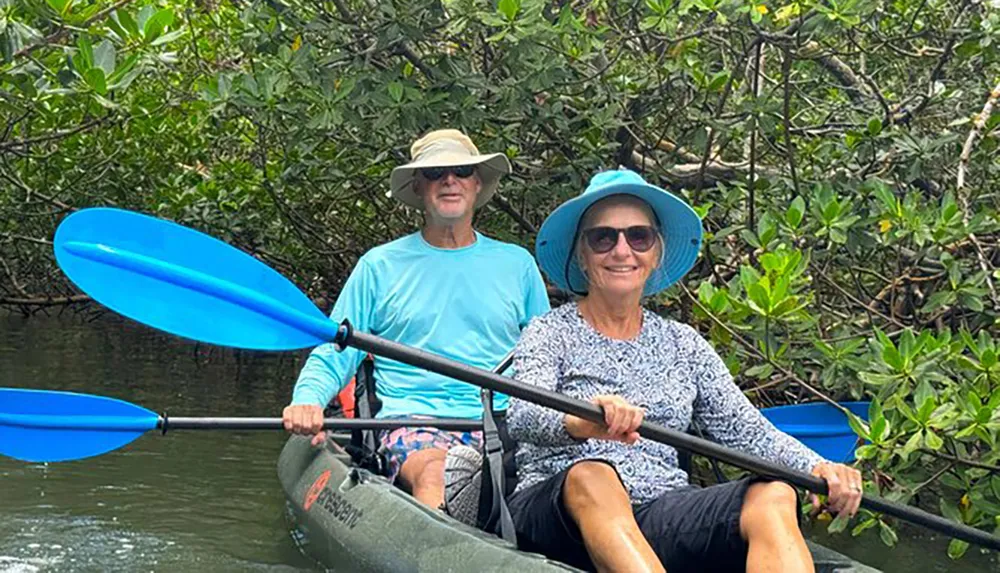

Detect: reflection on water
0,313,317,572
1,313,998,572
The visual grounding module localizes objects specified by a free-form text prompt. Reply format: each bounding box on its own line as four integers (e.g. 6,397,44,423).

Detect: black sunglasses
419,165,476,181
582,226,659,254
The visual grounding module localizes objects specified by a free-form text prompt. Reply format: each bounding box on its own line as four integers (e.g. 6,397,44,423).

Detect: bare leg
561,461,665,573
740,481,814,573
397,448,448,508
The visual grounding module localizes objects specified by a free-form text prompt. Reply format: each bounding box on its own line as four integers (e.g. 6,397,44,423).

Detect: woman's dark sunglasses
419,165,476,181
582,226,659,253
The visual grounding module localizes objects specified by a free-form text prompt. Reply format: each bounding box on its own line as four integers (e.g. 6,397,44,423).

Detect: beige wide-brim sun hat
390,129,512,210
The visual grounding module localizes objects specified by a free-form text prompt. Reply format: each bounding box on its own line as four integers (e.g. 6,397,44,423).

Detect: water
0,313,317,572
1,313,998,572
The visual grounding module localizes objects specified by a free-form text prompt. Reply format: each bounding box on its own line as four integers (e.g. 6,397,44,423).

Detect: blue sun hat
535,168,703,297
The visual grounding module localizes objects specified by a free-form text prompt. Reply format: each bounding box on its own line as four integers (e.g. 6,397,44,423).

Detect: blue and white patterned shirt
507,302,826,504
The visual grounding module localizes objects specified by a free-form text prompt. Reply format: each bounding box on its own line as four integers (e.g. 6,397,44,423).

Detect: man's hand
282,404,326,447
564,395,644,444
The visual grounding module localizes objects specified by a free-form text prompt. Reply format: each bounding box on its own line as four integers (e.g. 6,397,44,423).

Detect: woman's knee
741,481,799,533
563,461,626,511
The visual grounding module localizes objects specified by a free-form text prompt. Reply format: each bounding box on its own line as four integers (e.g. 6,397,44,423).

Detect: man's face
415,166,481,223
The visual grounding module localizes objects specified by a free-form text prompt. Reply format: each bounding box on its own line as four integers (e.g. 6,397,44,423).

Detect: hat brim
389,153,511,210
535,182,702,297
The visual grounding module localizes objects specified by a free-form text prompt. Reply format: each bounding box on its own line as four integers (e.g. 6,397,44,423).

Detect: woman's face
578,197,661,299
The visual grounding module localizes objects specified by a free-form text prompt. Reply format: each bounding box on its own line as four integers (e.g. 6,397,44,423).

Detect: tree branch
0,294,91,307
957,80,1000,190
0,117,109,150
13,0,138,59
955,80,1000,306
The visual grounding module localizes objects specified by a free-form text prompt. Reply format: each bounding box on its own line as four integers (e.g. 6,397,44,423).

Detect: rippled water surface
1,313,316,572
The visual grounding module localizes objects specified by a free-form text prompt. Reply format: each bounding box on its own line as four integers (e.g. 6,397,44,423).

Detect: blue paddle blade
54,208,336,351
0,388,160,462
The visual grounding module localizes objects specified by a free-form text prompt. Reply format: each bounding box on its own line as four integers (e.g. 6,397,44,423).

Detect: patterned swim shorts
379,417,483,483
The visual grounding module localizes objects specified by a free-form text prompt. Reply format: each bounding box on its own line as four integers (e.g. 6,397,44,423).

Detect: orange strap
338,379,357,418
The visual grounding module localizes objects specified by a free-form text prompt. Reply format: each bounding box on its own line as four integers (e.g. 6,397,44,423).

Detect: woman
502,169,862,573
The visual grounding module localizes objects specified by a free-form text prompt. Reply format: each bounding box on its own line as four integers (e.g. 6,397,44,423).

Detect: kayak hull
278,435,576,572
278,435,880,572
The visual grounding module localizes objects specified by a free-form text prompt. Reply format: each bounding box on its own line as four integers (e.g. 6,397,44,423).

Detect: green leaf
901,430,923,458
868,398,883,423
940,498,963,522
150,28,186,47
896,400,917,422
83,67,107,94
93,39,115,75
105,16,129,40
882,345,904,371
948,539,970,560
143,9,174,44
697,280,715,304
388,81,403,102
707,70,730,92
955,423,979,439
871,416,889,442
918,395,936,423
92,93,117,109
877,521,898,546
962,295,985,313
828,512,850,533
867,117,882,137
739,228,762,248
744,362,774,379
107,52,138,84
497,0,520,21
75,34,93,71
982,349,998,369
739,265,761,291
46,0,70,16
873,184,898,214
709,290,727,312
851,518,878,536
747,284,770,314
847,411,870,440
786,196,805,229
924,429,944,450
913,379,936,410
923,290,957,312
859,371,899,386
855,444,878,460
116,10,140,38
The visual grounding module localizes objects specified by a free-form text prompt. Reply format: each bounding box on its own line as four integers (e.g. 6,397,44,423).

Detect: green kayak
278,435,881,572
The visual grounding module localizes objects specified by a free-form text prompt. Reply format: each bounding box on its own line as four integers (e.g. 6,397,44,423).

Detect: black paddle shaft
156,417,482,432
334,321,1000,552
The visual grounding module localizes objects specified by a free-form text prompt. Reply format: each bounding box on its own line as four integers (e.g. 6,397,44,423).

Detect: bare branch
957,80,1000,190
0,294,91,307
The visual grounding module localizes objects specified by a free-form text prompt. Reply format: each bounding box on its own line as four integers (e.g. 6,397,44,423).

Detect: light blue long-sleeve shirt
292,231,551,418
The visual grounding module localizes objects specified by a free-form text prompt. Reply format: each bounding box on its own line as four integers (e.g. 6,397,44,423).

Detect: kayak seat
333,355,519,537
348,355,390,476
330,356,517,490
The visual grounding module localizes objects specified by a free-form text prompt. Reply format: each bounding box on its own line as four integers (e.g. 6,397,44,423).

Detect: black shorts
507,460,794,573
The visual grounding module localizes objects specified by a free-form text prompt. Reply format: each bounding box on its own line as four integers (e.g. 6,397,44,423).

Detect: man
282,129,550,509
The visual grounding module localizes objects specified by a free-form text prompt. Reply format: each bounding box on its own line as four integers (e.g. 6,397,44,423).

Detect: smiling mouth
604,266,638,274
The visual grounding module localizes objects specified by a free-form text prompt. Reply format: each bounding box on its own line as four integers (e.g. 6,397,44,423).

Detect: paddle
0,388,483,463
52,207,1000,551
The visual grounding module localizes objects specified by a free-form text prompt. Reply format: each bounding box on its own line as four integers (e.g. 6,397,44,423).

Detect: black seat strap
481,388,516,544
